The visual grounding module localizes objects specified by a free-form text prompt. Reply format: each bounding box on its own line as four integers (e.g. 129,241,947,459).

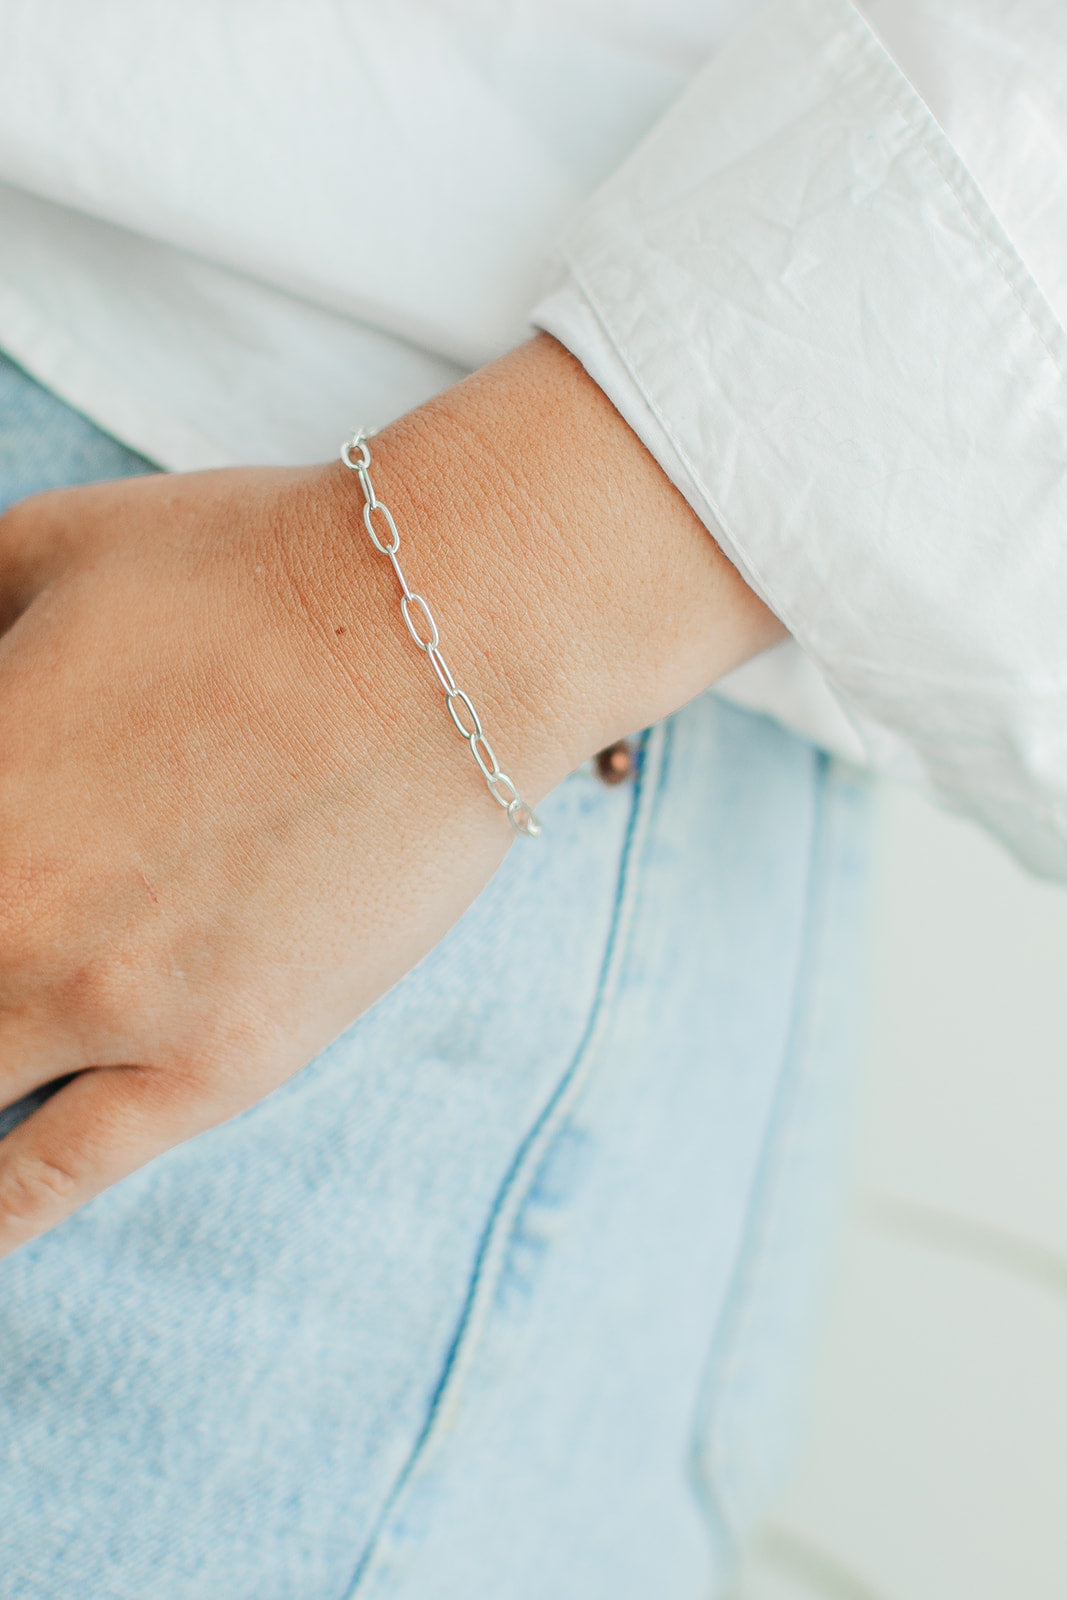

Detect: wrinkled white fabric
534,0,1067,875
0,0,713,461
0,0,1064,870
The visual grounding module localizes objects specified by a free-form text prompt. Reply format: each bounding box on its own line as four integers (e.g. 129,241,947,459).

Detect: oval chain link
340,429,542,838
363,499,400,556
446,688,482,742
400,592,439,653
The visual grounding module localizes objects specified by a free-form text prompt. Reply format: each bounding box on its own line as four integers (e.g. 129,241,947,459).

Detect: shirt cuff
531,0,1067,878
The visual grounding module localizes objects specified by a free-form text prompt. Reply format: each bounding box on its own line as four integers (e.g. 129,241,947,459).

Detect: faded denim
0,351,871,1600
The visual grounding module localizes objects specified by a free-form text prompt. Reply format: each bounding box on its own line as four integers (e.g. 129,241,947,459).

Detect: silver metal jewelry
340,428,542,839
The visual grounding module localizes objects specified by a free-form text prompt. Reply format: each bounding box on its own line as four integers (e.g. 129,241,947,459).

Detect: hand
0,334,782,1256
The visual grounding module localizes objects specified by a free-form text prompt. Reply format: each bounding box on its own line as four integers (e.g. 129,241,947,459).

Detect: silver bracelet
340,428,542,839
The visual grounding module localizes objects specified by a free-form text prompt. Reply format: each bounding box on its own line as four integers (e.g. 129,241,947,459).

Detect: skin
0,332,783,1258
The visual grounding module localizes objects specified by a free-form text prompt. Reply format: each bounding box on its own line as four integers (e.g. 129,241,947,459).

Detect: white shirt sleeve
532,0,1067,879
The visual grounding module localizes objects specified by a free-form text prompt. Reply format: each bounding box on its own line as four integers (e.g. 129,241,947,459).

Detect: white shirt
0,0,1064,874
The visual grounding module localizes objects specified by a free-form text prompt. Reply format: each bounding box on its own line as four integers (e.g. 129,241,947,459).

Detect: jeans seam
340,719,669,1600
685,752,864,1559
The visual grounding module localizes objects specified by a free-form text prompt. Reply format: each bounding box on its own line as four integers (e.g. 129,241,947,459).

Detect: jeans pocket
342,708,872,1600
0,748,646,1600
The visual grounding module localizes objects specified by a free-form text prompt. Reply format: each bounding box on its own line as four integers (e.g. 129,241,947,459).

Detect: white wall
729,779,1067,1600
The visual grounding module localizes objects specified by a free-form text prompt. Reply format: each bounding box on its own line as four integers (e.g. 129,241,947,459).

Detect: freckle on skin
335,625,346,635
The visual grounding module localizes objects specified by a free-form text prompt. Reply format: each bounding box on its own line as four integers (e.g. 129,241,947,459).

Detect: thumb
0,1065,203,1257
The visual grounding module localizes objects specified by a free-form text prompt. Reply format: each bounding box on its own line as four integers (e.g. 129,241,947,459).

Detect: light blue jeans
0,351,871,1600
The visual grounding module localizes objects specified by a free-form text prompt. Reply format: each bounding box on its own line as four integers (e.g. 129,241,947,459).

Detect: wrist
297,332,784,821
373,337,782,776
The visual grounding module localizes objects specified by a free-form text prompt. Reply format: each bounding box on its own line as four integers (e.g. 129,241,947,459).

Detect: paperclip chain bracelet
340,428,542,839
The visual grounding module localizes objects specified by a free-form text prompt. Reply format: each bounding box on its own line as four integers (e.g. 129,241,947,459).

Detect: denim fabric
0,351,872,1600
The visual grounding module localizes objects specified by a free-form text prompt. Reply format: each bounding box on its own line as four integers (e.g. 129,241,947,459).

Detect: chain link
340,428,542,839
427,646,457,696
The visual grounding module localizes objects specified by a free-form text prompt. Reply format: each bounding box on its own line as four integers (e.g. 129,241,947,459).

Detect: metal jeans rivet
594,740,633,785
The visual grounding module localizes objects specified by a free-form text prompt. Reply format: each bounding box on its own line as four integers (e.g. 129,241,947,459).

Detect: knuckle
0,485,67,537
0,1154,78,1226
0,485,90,604
0,497,37,544
60,954,138,1035
0,492,58,572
